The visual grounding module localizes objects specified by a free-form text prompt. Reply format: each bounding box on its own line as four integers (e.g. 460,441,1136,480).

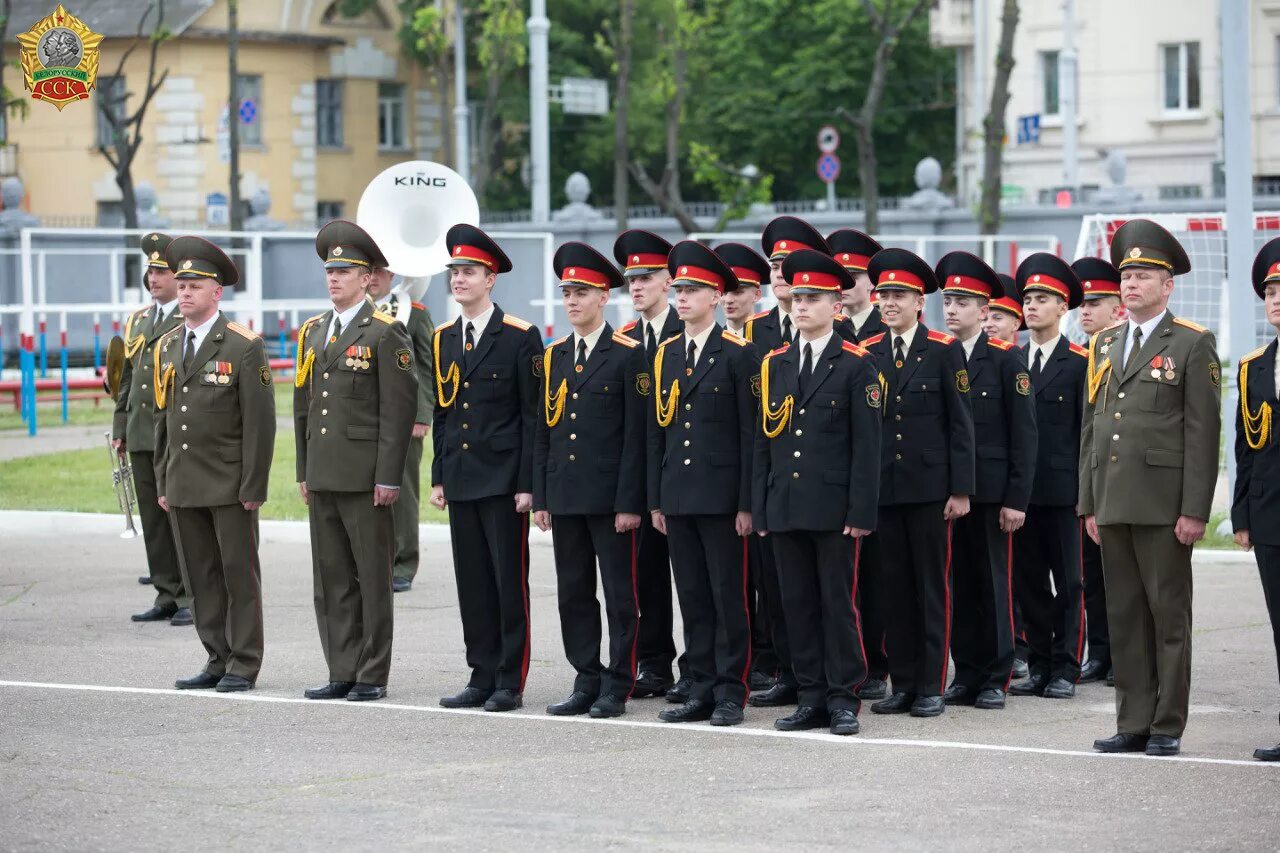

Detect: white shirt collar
683,324,716,366
962,331,983,359
155,297,179,320
182,311,220,356
889,322,919,353
1125,310,1166,362
573,322,607,360
725,319,748,336
328,300,366,339
796,330,833,367
1030,334,1060,365
461,302,496,340
644,306,671,342
850,305,874,332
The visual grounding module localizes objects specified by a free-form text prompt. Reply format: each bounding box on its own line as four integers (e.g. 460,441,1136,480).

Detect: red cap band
672,264,725,292
835,252,871,271
941,274,994,298
450,244,497,271
730,266,761,286
789,270,842,291
560,266,611,289
990,297,1023,319
875,269,925,293
1023,273,1069,300
1081,278,1121,297
624,252,668,272
770,239,811,259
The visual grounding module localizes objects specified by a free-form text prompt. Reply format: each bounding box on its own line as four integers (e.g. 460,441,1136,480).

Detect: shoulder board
372,310,394,324
618,319,639,333
226,321,257,340
1241,345,1268,364
927,329,956,345
834,312,849,322
411,301,426,312
132,306,150,320
1172,317,1208,333
550,335,569,348
160,325,183,344
657,333,683,350
987,337,1013,351
435,318,456,333
301,312,325,329
1102,320,1126,331
763,343,790,360
612,331,639,348
1068,342,1088,358
862,332,886,347
750,310,772,321
503,314,534,331
721,330,747,346
841,340,868,357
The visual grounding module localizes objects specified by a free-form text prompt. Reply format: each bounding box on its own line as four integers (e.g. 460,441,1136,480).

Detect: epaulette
834,312,849,322
721,329,747,346
411,301,426,312
763,343,790,360
1172,317,1208,333
503,314,534,331
750,310,772,320
160,325,183,345
435,317,456,334
226,321,257,340
1241,345,1268,364
927,329,956,345
987,337,1013,351
862,332,886,347
618,319,639,333
841,340,868,357
657,332,682,350
302,311,326,328
1102,320,1126,331
372,310,394,324
612,331,639,348
550,334,569,348
1068,342,1088,357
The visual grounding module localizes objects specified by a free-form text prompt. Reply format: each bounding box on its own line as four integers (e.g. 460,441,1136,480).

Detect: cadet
716,242,767,339
828,229,887,343
1233,239,1280,762
649,240,761,726
367,266,437,594
614,229,688,701
154,237,274,692
1012,254,1088,700
295,220,418,703
862,247,975,718
938,252,1036,711
752,249,881,735
431,224,543,712
1073,257,1125,685
533,242,648,719
115,232,192,625
1082,219,1221,757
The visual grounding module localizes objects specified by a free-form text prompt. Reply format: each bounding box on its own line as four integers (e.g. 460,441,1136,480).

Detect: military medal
1163,355,1176,381
345,345,372,369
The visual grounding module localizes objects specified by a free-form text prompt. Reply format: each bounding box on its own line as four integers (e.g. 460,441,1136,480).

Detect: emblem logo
865,384,882,408
750,373,761,398
567,268,575,276
182,260,193,270
954,276,961,284
16,5,103,112
888,272,896,280
531,354,543,378
636,372,652,396
396,349,413,371
632,255,640,263
1209,362,1220,387
259,366,272,386
802,274,810,283
1084,281,1092,290
955,369,970,393
1130,247,1142,258
332,246,343,256
1015,372,1031,396
779,241,788,249
150,251,159,260
842,254,850,261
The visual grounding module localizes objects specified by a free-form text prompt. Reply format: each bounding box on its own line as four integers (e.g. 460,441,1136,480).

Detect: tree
979,0,1019,233
610,0,632,229
471,0,526,202
96,0,171,229
400,0,454,168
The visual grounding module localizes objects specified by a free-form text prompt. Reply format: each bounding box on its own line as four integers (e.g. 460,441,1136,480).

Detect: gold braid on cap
433,328,459,408
653,340,681,428
543,347,567,427
760,352,794,438
1241,359,1272,450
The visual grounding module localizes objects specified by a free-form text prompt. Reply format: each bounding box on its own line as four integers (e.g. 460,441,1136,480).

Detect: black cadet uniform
1235,239,1280,762
752,249,882,736
862,248,976,718
534,243,648,718
614,229,688,699
936,253,1037,710
433,224,544,712
1012,253,1089,698
649,241,761,726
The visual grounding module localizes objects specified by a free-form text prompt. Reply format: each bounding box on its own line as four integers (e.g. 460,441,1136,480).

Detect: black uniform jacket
745,305,859,353
850,305,887,344
968,332,1037,509
1024,335,1088,507
619,310,683,363
1233,339,1280,545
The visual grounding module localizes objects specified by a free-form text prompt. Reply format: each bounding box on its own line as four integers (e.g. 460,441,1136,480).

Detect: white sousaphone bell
356,160,480,324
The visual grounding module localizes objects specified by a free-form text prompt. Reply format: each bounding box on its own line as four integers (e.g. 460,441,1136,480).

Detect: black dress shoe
1078,658,1109,683
175,671,221,690
856,677,888,700
709,701,744,727
749,670,777,691
871,692,915,715
215,674,253,692
138,576,152,585
392,577,412,593
132,604,177,622
1253,742,1280,761
1009,672,1049,697
1042,676,1076,699
748,681,798,707
1105,668,1115,686
829,708,860,736
775,705,829,731
974,688,1006,710
305,681,355,700
909,695,945,717
590,694,626,718
1145,735,1181,756
169,607,194,626
347,683,387,702
439,686,493,708
484,689,522,712
943,683,977,706
659,699,714,723
632,670,673,699
1093,732,1149,753
665,676,693,704
1011,657,1030,680
547,690,595,716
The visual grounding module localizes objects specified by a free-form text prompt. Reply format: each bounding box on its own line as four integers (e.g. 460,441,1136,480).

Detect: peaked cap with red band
989,273,1025,324
867,247,939,295
826,228,883,273
553,241,625,290
613,229,673,278
761,215,830,262
1251,236,1280,300
713,242,770,289
782,249,856,294
1071,257,1121,301
1017,252,1083,309
445,223,513,274
667,240,740,294
936,251,1004,301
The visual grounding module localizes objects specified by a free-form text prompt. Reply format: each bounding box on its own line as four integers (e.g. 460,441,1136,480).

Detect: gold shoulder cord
294,320,316,389
760,355,793,437
544,348,567,426
654,342,681,427
434,328,459,408
152,342,174,409
1241,360,1272,450
1086,338,1111,407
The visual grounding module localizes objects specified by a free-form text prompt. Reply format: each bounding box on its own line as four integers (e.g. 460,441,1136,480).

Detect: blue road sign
1016,113,1041,145
239,98,257,125
817,152,841,184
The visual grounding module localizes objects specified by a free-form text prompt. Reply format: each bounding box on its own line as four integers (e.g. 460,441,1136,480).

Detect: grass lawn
0,396,117,432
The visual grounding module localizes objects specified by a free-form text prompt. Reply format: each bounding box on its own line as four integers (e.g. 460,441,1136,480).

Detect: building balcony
930,0,974,48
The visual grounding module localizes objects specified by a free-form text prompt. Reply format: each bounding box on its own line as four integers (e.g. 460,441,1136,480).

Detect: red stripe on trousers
625,528,639,700
519,512,531,691
1003,531,1015,690
739,535,752,700
940,519,954,695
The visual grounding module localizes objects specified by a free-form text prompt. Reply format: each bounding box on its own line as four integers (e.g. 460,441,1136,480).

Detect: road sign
238,97,257,125
1016,113,1041,145
205,192,229,226
816,152,841,184
817,125,840,153
552,77,609,116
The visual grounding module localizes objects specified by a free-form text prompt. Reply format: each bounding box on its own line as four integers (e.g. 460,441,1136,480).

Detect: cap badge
779,241,788,249
953,276,961,284
332,246,343,257
681,266,688,274
888,272,896,280
182,260,193,270
632,255,640,263
1130,247,1142,259
150,251,159,260
1033,275,1041,282
842,253,850,261
568,268,575,276
802,274,810,283
1084,281,1092,289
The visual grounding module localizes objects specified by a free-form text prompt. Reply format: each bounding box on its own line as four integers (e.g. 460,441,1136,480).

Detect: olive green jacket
112,305,185,452
375,292,436,424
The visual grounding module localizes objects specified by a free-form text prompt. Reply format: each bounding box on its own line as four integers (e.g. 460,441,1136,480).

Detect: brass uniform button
320,427,327,435
792,472,800,479
181,443,188,450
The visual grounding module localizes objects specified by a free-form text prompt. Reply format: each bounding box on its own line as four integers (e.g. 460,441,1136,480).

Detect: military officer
938,252,1037,711
153,237,274,693
1082,219,1221,757
649,240,761,726
716,242,768,340
115,232,192,625
614,229,688,701
1073,257,1125,685
1233,239,1280,762
367,266,437,593
533,242,647,719
296,220,418,703
862,247,975,718
1011,254,1088,700
431,224,543,712
753,249,882,735
828,229,887,343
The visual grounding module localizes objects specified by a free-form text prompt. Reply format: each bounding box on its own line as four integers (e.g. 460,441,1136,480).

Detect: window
316,79,344,148
377,82,407,150
316,201,344,224
95,76,127,149
1162,42,1201,112
235,74,263,145
1041,50,1060,116
1157,184,1203,200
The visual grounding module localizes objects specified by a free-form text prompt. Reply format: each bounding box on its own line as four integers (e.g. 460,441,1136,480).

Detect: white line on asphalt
2,679,1274,770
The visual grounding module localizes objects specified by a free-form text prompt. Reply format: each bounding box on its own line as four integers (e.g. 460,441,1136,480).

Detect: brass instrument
104,335,126,399
105,431,142,539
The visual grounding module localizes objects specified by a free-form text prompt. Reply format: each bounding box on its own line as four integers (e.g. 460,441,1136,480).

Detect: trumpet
105,431,142,539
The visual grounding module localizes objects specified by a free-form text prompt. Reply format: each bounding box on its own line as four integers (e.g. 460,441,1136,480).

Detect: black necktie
324,316,341,357
575,338,588,379
798,342,813,397
782,315,793,344
464,322,476,367
646,324,657,362
183,330,196,371
893,335,905,369
1125,327,1143,372
686,339,697,372
1032,347,1043,381
152,304,162,329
